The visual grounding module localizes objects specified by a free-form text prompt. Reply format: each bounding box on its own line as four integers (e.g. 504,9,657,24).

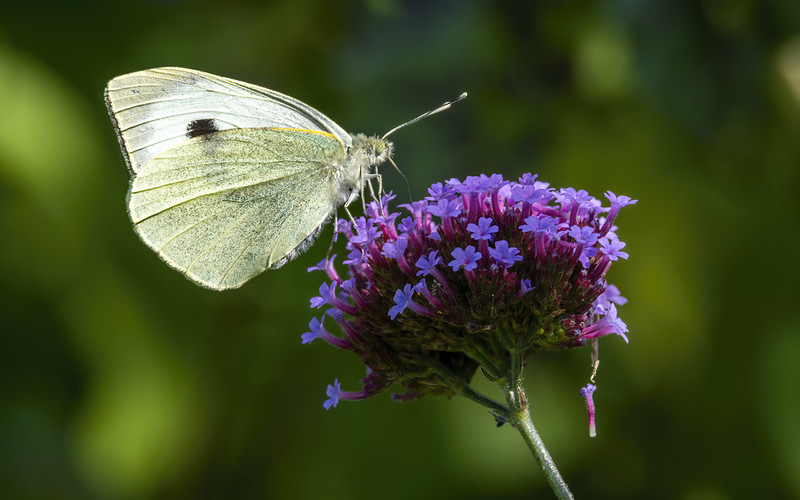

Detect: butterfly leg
324,212,340,262
340,203,370,262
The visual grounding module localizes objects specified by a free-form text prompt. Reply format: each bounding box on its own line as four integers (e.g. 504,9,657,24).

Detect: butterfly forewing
105,67,351,173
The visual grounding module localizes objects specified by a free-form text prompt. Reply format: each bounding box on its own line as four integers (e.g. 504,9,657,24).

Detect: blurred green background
2,0,800,498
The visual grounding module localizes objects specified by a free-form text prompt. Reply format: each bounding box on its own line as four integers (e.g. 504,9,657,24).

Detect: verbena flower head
304,173,636,406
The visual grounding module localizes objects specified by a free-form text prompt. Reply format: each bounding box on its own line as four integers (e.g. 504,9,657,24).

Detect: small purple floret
520,215,560,235
521,279,533,293
428,199,461,218
382,236,408,259
398,216,416,233
449,246,482,272
310,282,337,309
426,182,454,200
569,225,599,246
323,379,342,410
388,284,414,320
488,240,523,268
580,383,597,437
416,250,442,276
301,317,326,344
600,237,629,261
581,304,629,342
467,217,499,241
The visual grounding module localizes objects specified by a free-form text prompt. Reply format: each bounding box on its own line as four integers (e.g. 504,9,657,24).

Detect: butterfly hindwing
128,127,347,290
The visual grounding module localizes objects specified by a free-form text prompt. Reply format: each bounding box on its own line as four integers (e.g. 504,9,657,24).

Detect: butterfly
105,67,464,290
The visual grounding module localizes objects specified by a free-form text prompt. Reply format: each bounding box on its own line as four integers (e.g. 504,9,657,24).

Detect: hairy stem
505,351,573,499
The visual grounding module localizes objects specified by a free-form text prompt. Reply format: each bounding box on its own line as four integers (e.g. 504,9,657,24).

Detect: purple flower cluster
304,173,636,408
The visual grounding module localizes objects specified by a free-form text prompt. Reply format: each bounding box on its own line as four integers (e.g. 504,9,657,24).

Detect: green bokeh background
2,1,799,498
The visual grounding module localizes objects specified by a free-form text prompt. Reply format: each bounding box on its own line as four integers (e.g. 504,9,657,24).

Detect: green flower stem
466,344,505,381
427,355,510,417
509,347,524,406
505,357,574,500
458,383,509,417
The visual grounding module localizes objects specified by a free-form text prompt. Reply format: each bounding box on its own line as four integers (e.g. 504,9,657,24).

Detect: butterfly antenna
381,92,468,141
381,92,467,202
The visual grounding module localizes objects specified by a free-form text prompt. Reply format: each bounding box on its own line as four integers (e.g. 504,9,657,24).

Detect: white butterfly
105,67,464,290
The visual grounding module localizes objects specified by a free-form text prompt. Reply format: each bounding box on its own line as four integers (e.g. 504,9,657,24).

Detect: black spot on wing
186,118,219,138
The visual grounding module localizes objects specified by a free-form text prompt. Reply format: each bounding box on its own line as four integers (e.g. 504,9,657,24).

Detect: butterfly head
350,133,394,169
